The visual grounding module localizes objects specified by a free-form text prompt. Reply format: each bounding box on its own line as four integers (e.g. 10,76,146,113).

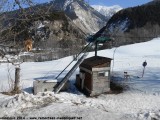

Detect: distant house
76,56,112,96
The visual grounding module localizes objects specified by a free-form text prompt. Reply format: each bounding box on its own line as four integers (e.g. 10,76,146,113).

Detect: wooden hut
76,56,112,96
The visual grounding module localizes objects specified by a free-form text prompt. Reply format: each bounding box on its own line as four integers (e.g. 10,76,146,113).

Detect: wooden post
14,67,20,92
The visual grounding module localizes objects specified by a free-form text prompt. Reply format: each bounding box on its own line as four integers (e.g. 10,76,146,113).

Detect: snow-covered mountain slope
92,5,122,19
53,0,107,34
0,38,160,119
105,0,160,37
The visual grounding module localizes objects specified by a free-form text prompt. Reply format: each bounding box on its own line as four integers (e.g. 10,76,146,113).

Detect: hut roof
80,56,112,70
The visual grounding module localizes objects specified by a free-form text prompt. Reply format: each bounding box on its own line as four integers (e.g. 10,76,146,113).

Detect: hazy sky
35,0,151,8
85,0,151,8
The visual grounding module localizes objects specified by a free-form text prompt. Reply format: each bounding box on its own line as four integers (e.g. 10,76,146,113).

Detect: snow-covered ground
0,38,160,120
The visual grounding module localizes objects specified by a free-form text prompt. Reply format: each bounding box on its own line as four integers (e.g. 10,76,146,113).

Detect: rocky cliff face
28,12,86,49
53,0,107,34
0,9,86,59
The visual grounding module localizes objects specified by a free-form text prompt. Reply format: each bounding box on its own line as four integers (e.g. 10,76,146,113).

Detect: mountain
99,0,160,48
52,0,107,34
0,0,109,61
91,5,122,20
0,7,87,60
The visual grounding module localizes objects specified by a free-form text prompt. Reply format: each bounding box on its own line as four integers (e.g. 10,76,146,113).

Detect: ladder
54,52,89,93
54,42,93,93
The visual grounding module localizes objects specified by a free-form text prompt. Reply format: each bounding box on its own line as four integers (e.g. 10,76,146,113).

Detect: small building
33,79,69,94
76,56,112,96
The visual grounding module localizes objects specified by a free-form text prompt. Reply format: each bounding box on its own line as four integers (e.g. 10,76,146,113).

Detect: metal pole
142,66,145,78
142,60,147,78
95,41,98,56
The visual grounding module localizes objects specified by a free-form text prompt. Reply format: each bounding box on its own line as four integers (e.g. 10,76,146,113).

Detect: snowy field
0,38,160,120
